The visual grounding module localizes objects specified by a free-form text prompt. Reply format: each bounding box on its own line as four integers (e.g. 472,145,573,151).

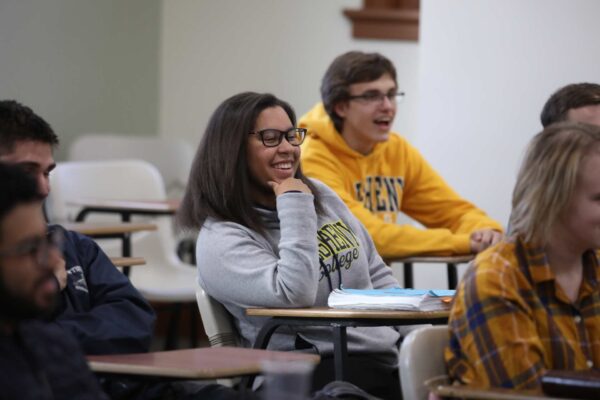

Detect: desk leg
332,324,348,381
403,262,414,288
75,209,90,222
252,318,282,350
244,318,284,389
120,213,131,277
122,232,132,277
121,212,131,223
447,263,458,289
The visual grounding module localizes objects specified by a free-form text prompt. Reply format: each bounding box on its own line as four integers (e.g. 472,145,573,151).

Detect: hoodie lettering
354,176,404,214
317,220,360,282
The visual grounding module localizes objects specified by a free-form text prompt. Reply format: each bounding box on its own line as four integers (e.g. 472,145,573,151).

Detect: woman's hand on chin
268,178,312,196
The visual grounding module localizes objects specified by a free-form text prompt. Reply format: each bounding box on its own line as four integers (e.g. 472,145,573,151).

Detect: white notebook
327,288,455,311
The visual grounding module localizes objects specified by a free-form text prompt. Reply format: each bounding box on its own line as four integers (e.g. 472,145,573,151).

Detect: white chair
195,285,238,348
46,159,197,303
68,133,198,264
195,284,239,387
398,325,449,400
68,133,195,199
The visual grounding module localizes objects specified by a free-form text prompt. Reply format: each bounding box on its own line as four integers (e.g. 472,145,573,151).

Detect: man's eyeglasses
0,231,63,265
249,128,307,148
347,91,405,105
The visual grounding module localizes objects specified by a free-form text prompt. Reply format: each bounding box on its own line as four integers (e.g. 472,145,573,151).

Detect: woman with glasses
178,92,402,398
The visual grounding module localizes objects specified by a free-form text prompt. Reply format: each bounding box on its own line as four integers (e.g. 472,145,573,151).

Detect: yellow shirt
299,103,502,258
446,237,600,389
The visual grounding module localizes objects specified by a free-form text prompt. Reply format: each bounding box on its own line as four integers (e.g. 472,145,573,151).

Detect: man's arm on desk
49,225,156,354
302,136,503,259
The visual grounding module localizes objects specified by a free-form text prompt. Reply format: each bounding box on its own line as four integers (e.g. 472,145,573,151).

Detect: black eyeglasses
248,127,307,147
0,231,62,265
347,91,405,105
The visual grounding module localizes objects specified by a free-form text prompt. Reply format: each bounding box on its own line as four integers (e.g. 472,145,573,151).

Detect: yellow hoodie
299,103,503,259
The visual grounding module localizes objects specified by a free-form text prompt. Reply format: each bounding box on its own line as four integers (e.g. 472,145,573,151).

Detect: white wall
6,1,596,289
159,0,419,148
0,0,160,160
413,0,600,288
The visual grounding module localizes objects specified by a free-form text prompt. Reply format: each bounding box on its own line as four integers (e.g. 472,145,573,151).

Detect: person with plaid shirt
445,122,600,389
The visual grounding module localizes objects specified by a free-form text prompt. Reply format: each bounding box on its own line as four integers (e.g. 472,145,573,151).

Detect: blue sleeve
51,225,156,355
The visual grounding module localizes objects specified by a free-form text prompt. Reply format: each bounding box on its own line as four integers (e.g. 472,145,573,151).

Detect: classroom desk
87,347,320,380
110,257,146,268
246,307,449,382
383,255,474,289
69,198,180,222
426,376,565,400
62,221,157,276
62,221,158,236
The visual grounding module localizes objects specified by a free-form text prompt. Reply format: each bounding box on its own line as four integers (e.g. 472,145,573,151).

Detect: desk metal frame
73,201,194,350
75,207,176,223
74,205,174,276
384,255,475,289
249,310,448,383
403,262,458,289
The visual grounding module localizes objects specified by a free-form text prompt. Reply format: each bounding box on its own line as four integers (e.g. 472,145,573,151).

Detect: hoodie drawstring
319,240,343,292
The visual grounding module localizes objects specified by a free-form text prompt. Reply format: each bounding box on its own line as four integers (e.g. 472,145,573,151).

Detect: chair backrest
195,285,238,348
195,282,239,388
69,133,195,199
47,159,167,222
398,325,449,400
46,159,178,259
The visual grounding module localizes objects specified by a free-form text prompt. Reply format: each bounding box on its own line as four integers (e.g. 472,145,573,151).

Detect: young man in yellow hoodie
300,51,503,260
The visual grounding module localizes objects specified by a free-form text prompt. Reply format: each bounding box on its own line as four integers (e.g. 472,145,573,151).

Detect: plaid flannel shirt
445,236,600,389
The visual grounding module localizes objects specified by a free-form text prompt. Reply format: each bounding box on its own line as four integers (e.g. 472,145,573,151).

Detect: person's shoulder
48,223,87,254
48,223,73,240
49,223,99,261
475,239,519,269
201,216,251,230
48,223,91,245
308,178,339,199
198,217,258,243
463,238,521,290
21,320,78,349
196,218,268,264
301,133,340,162
307,178,352,216
22,319,62,334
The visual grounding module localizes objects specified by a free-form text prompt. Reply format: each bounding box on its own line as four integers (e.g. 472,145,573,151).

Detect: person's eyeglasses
347,91,405,105
0,231,63,265
249,127,307,147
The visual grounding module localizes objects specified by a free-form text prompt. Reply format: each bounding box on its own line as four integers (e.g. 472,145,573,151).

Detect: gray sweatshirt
196,179,401,366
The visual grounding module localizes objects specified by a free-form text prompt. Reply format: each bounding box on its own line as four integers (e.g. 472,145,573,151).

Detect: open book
327,288,455,311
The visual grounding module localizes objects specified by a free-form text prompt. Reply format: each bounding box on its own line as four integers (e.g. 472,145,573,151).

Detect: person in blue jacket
0,100,270,400
47,224,155,354
0,100,155,355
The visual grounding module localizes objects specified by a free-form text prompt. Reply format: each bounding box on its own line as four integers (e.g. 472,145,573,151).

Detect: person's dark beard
0,273,58,322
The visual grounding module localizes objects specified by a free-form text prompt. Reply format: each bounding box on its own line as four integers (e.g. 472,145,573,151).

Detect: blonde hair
509,122,600,244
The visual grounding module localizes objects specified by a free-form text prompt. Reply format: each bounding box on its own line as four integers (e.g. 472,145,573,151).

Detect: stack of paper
327,288,455,311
